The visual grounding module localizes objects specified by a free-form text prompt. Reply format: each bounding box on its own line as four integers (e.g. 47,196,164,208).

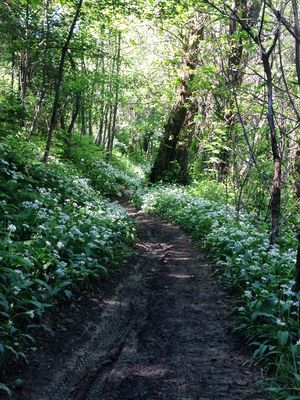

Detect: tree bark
108,31,121,158
30,0,50,135
218,0,245,180
105,105,113,153
95,57,106,145
174,96,199,184
66,92,81,151
60,105,66,130
80,95,86,137
102,104,109,146
20,0,30,103
149,13,203,183
262,51,281,246
11,51,15,89
292,0,300,86
291,0,300,291
88,110,93,136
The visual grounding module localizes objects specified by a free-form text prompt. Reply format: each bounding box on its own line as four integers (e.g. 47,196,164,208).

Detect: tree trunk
96,107,105,145
88,110,93,136
11,51,15,89
149,13,203,183
102,104,109,146
105,32,116,156
80,95,86,137
176,102,198,184
20,0,29,103
262,52,281,246
66,92,81,151
291,0,300,291
292,0,300,86
105,105,113,154
108,31,121,158
218,1,245,181
95,57,106,145
30,0,50,135
43,0,83,163
60,105,66,130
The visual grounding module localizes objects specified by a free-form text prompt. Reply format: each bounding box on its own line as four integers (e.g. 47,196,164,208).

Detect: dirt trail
12,206,261,400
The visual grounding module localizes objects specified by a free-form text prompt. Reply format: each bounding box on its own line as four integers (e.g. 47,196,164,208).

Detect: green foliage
68,136,145,195
0,0,299,398
134,185,299,398
187,179,231,203
0,139,135,375
0,89,26,137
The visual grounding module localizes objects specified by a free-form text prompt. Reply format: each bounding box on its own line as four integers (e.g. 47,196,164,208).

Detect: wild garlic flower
275,319,286,327
7,224,16,232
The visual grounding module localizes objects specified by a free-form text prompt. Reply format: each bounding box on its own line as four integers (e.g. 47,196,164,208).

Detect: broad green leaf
0,383,11,396
277,331,289,347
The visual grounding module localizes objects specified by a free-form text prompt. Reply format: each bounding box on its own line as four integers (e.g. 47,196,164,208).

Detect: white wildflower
7,224,16,232
283,289,294,297
13,286,21,295
275,318,286,327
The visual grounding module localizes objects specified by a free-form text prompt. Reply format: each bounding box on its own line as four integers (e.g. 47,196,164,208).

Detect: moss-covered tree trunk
149,13,203,184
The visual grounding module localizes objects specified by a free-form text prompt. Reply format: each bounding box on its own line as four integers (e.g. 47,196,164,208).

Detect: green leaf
0,383,11,396
251,311,275,321
258,295,278,312
0,293,9,312
64,289,72,299
277,331,289,347
34,279,52,292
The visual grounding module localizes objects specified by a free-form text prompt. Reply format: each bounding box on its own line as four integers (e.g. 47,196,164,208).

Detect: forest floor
10,205,263,400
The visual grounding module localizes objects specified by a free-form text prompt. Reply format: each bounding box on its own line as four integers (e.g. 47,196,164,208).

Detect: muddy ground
9,206,264,400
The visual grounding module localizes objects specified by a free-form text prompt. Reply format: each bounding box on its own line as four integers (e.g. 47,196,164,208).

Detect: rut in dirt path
12,206,262,400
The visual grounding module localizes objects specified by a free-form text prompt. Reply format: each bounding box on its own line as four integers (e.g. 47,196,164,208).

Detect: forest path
12,205,262,400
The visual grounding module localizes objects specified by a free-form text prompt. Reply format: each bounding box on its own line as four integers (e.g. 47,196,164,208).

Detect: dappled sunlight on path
12,206,261,400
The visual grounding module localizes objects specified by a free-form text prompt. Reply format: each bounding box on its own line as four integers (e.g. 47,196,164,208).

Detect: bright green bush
0,143,135,375
187,179,232,203
68,136,145,196
134,185,299,398
0,89,26,137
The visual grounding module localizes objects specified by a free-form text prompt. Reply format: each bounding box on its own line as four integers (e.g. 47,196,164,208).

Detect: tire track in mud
12,206,262,400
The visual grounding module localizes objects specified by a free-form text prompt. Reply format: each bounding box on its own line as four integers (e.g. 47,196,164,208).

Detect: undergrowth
0,138,136,395
68,136,146,196
133,185,300,400
1,132,299,399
